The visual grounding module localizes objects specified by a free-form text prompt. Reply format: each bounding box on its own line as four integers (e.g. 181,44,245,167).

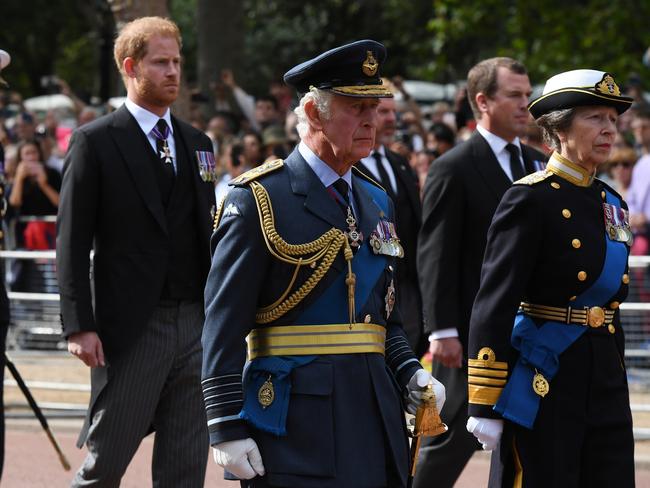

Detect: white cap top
542,69,606,95
0,50,10,71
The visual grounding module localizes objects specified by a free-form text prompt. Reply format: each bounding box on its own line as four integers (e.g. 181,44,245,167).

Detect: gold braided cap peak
514,169,553,186
231,159,284,186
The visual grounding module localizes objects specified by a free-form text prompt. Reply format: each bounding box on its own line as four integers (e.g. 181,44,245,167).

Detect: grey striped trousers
71,301,209,487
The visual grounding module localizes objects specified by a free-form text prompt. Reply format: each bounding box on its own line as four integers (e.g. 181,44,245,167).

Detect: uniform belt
247,323,386,360
520,302,614,328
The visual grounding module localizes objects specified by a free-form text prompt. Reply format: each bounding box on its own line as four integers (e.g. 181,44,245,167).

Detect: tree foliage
428,0,650,86
2,0,650,101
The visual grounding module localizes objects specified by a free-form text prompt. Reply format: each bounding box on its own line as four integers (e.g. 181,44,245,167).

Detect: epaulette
212,196,226,232
514,169,553,186
352,166,386,192
230,159,284,186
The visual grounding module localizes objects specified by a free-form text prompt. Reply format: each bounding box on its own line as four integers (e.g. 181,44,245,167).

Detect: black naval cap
528,69,633,120
283,40,393,98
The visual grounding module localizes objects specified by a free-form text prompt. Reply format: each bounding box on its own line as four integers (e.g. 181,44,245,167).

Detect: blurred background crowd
3,68,650,255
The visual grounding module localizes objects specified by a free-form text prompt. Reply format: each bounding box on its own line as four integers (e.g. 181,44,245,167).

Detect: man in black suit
0,49,11,481
414,57,546,488
357,94,425,354
57,17,215,487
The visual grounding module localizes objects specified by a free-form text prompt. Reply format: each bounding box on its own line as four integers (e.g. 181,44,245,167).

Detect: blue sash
240,180,391,434
494,188,628,428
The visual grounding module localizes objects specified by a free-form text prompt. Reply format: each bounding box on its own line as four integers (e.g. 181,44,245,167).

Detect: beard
136,76,179,108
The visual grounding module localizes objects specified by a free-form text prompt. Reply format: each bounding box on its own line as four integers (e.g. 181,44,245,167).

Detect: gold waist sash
247,323,386,360
520,302,614,328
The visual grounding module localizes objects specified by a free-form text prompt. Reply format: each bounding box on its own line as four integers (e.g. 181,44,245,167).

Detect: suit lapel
521,144,546,173
109,106,167,234
386,150,421,221
470,132,512,202
352,174,383,241
287,151,345,229
172,116,212,244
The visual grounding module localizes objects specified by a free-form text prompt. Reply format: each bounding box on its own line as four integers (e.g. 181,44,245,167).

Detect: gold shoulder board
352,166,386,192
514,170,552,186
231,159,284,186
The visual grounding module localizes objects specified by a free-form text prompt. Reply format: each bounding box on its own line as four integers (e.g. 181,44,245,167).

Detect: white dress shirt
359,145,398,195
124,98,177,173
476,124,523,182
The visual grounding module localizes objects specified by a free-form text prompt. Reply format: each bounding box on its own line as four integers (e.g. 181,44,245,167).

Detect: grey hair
535,108,576,151
294,88,333,139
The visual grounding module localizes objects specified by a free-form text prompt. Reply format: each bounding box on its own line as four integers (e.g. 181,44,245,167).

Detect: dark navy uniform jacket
202,148,422,488
467,156,634,487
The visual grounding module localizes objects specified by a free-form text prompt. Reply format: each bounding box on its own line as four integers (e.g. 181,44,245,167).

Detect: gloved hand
466,416,504,451
212,438,265,480
405,368,446,415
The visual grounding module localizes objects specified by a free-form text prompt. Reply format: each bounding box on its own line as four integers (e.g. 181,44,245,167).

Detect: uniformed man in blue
201,40,446,488
466,69,635,487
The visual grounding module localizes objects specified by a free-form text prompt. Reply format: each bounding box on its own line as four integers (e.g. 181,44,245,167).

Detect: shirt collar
298,141,353,189
124,98,173,137
546,152,594,187
476,124,521,156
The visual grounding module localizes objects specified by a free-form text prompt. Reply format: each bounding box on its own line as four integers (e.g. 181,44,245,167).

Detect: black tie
152,119,175,204
372,151,395,200
505,143,525,182
333,178,350,208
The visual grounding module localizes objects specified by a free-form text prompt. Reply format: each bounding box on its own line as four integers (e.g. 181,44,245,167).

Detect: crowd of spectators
3,70,650,257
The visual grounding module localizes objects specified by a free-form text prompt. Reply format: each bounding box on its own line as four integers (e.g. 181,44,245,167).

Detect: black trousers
490,330,634,488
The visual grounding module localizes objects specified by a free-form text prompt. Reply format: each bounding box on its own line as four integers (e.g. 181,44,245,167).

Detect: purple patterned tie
152,119,173,166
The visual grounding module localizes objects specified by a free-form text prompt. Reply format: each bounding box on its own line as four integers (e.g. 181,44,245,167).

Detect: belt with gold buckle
520,302,615,328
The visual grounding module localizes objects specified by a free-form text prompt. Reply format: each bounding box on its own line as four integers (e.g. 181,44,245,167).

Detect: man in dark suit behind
357,93,425,354
414,57,546,488
57,17,215,486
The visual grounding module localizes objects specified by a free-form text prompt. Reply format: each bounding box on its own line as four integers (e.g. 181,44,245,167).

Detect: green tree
428,0,650,86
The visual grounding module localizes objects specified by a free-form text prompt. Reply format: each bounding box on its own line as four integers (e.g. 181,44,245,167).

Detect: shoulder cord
250,181,356,326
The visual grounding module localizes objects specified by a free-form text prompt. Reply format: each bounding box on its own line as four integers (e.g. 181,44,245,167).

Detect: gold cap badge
362,51,379,77
595,73,621,97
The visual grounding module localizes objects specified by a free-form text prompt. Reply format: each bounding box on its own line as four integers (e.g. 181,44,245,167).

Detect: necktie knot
505,143,519,158
152,119,170,141
332,178,350,206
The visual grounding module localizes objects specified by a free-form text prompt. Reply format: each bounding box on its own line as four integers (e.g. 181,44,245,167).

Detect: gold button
551,182,560,189
578,271,587,281
608,324,616,334
572,239,581,249
562,209,571,218
610,301,620,309
601,191,606,200
622,274,630,284
364,314,371,323
569,295,577,301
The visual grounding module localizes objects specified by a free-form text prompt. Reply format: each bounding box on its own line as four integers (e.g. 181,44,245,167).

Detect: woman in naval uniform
465,69,635,487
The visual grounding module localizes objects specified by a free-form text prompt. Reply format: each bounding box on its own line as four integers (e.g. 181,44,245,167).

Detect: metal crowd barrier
1,248,650,428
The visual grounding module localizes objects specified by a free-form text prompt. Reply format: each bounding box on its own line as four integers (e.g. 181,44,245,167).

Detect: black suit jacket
417,132,546,350
57,105,215,356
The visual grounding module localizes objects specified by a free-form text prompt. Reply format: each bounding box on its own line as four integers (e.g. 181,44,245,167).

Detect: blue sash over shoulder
240,178,391,435
494,189,628,428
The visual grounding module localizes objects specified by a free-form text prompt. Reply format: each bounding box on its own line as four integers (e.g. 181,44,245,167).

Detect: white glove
405,368,446,415
212,438,265,480
466,416,503,451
